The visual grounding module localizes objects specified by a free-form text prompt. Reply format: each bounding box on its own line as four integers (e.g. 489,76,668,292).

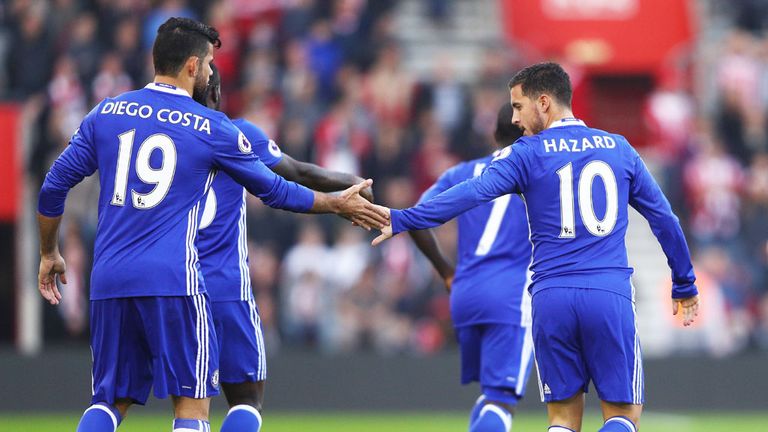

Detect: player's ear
538,94,550,113
185,56,200,78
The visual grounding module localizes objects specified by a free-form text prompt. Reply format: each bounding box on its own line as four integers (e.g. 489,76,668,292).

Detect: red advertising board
0,104,20,222
501,0,695,73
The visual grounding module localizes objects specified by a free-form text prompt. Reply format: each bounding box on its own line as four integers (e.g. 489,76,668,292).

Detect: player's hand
38,253,67,305
354,177,375,203
359,185,374,203
371,223,393,247
672,295,699,327
337,179,389,230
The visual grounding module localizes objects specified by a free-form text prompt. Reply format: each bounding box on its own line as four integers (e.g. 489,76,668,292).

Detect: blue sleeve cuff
256,175,315,213
295,184,315,212
391,209,405,235
672,283,698,299
272,181,314,213
37,185,67,217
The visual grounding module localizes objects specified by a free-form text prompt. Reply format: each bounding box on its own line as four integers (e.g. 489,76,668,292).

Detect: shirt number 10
556,161,618,238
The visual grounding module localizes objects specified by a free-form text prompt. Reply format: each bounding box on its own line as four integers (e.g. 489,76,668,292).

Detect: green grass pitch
0,411,764,431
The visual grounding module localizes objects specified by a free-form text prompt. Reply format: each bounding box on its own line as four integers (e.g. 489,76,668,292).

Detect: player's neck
544,108,576,129
153,75,193,97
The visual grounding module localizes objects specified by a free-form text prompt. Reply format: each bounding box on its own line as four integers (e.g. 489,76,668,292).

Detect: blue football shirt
392,119,697,300
198,119,283,302
420,152,531,326
39,83,314,300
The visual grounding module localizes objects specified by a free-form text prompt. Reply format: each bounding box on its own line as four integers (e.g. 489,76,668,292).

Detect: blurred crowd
657,3,768,353
1,0,766,356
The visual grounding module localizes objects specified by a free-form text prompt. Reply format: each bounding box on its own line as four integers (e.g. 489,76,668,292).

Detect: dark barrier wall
1,348,766,412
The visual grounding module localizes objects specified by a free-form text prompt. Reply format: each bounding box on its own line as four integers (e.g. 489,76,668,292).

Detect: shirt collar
547,117,587,129
145,82,191,98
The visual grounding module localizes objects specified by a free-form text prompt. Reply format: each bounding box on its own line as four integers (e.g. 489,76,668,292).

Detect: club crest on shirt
238,132,252,154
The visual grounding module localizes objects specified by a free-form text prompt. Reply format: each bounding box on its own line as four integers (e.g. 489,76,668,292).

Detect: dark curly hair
508,62,572,107
152,17,221,76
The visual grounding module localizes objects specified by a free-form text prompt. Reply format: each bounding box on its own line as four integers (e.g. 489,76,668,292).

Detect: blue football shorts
89,293,219,405
455,323,534,405
212,298,267,384
532,287,643,404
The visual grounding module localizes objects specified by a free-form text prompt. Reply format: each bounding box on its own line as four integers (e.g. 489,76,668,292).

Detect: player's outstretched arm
673,295,699,327
37,214,66,305
390,148,525,236
310,179,389,230
273,155,374,202
409,230,455,291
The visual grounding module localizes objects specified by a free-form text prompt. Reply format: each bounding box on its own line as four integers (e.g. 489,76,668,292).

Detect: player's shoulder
112,87,151,100
468,154,495,166
464,154,497,172
585,126,631,145
513,135,539,146
88,89,143,115
232,118,269,143
104,87,166,108
205,107,236,131
509,136,539,157
490,137,536,164
199,108,241,140
444,153,504,183
233,118,283,162
588,126,639,159
439,156,483,181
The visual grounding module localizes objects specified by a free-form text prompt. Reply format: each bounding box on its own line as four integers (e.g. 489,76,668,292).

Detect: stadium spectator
91,53,133,105
112,18,146,85
714,29,762,164
410,113,460,194
362,40,413,126
683,133,745,247
47,55,87,138
66,13,102,87
305,19,343,103
281,221,331,347
6,2,53,99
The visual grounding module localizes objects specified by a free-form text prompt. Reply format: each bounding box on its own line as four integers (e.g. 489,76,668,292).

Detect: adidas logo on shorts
543,383,551,395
